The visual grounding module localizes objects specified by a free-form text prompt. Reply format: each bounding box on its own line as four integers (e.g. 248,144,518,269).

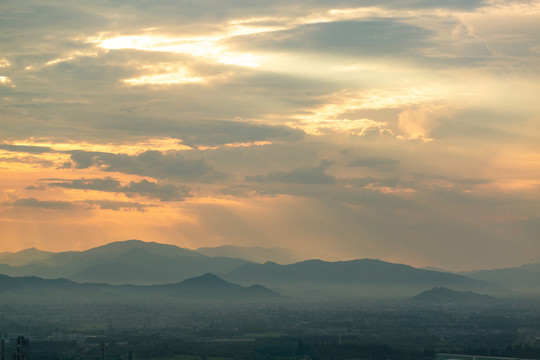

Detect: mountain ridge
195,245,299,264
0,272,278,302
1,240,535,296
223,258,504,298
0,240,249,285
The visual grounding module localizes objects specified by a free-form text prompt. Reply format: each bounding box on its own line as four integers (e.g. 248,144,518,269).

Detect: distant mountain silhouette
224,259,503,298
82,239,202,258
151,273,280,299
411,287,497,303
0,248,54,266
0,240,248,285
0,274,108,301
0,240,515,297
466,263,540,294
195,245,299,264
0,273,278,302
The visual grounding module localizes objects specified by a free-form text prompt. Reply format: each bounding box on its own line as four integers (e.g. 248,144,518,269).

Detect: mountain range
223,259,503,298
195,245,299,264
465,265,540,294
0,272,278,302
0,247,55,266
0,240,538,298
0,240,247,285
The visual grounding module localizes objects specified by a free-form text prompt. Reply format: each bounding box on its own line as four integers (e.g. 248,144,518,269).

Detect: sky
1,0,539,271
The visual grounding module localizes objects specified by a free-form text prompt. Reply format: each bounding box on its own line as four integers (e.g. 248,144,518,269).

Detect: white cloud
398,105,449,141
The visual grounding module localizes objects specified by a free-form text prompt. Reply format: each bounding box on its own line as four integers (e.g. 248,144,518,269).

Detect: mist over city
1,0,540,359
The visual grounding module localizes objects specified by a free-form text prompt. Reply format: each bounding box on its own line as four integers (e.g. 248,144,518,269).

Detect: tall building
15,336,29,360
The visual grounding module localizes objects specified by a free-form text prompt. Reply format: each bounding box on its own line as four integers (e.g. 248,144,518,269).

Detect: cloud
82,200,151,211
398,105,446,140
348,156,400,168
227,19,433,58
7,198,78,210
97,118,305,147
245,160,336,184
43,177,189,201
25,185,46,190
4,197,151,212
411,172,492,187
66,150,217,180
0,143,53,154
0,156,55,167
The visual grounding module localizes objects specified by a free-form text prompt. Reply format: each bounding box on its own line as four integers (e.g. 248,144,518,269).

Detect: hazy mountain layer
0,248,55,266
0,273,278,302
224,259,504,298
467,264,540,294
2,240,535,298
195,245,299,264
0,240,248,285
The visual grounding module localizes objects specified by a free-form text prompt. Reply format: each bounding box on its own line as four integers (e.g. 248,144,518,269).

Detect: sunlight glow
45,50,102,67
292,88,440,136
297,118,392,137
123,69,204,85
94,33,262,68
0,76,12,85
2,138,192,156
196,141,273,151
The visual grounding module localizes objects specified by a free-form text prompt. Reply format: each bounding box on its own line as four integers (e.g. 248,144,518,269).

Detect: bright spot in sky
0,76,12,85
95,33,262,68
123,69,204,85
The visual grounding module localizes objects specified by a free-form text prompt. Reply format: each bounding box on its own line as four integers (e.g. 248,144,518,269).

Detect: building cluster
1,336,29,360
1,336,135,360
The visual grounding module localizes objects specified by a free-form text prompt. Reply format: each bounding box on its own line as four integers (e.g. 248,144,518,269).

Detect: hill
411,287,497,303
149,273,280,299
224,259,503,298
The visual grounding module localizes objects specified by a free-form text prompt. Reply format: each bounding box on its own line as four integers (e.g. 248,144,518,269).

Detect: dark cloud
227,20,433,57
0,156,55,167
97,118,305,147
123,179,188,201
66,150,218,180
345,176,407,188
82,200,151,211
0,144,53,154
7,198,78,210
246,160,336,184
4,197,151,211
3,0,484,52
411,172,492,186
348,156,400,168
45,177,121,191
25,185,46,191
44,177,189,201
430,109,524,141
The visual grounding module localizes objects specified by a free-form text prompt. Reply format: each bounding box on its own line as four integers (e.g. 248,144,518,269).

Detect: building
15,336,29,360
